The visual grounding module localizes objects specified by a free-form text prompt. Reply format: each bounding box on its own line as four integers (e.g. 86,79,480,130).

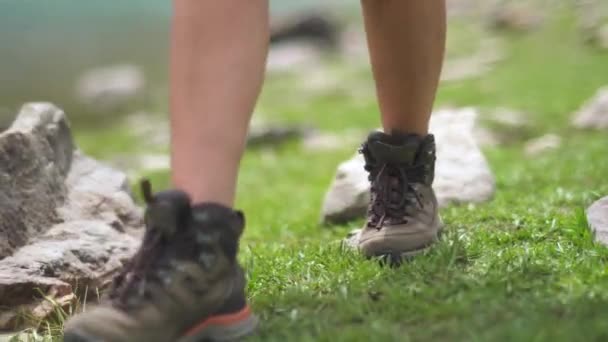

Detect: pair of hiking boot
63,131,442,342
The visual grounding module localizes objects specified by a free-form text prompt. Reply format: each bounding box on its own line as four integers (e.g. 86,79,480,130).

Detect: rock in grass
432,109,496,206
247,124,314,147
302,129,364,152
487,1,544,32
321,155,371,224
576,0,608,49
0,103,73,258
267,11,340,73
0,103,142,330
587,196,608,246
524,134,562,157
572,87,608,130
441,38,505,83
485,107,528,128
266,41,325,73
111,153,171,179
270,12,340,50
321,108,495,224
75,64,145,112
591,23,608,49
474,107,534,147
122,111,312,150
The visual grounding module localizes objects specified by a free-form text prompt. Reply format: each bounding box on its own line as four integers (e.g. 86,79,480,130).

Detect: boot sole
179,305,259,342
373,221,444,266
63,306,258,342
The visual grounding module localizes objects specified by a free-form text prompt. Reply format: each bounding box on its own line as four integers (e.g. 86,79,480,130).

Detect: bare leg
170,0,269,206
361,0,446,135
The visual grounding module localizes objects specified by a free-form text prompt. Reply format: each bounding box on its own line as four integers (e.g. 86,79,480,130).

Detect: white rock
432,108,496,207
76,64,145,112
321,108,495,224
446,0,480,17
138,154,170,172
303,132,344,152
0,103,142,330
321,154,371,224
577,0,608,48
572,87,608,129
123,111,311,150
472,107,530,147
441,38,505,82
473,126,501,147
123,111,170,147
302,130,364,152
587,196,608,246
597,24,608,49
342,228,363,251
524,134,562,157
267,41,324,73
487,2,544,32
487,107,528,127
339,27,369,65
110,153,171,179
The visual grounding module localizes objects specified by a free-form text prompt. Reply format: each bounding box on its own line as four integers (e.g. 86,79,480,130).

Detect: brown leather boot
63,181,257,342
357,131,442,259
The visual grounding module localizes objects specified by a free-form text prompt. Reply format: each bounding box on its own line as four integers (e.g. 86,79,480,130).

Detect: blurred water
0,0,350,117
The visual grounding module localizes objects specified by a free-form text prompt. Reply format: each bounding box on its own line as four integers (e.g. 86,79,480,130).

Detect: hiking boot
63,181,257,342
357,131,442,259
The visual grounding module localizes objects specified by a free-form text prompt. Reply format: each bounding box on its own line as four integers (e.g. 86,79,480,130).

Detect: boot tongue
367,131,421,165
145,190,192,237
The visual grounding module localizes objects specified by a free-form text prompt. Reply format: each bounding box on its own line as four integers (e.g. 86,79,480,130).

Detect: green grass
17,6,608,342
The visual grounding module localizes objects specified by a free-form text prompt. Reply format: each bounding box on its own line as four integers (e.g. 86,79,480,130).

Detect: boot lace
108,180,170,309
367,163,424,229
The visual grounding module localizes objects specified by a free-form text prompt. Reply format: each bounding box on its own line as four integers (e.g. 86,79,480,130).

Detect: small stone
572,87,608,130
75,64,145,112
441,38,504,83
110,153,170,178
587,196,608,246
487,2,544,32
302,129,364,152
30,291,76,324
271,12,339,50
339,27,369,65
321,156,371,224
524,134,562,157
342,229,362,251
446,0,480,17
123,111,169,147
474,107,532,146
486,107,528,128
302,132,343,152
596,24,608,49
473,126,500,147
135,154,170,172
123,112,310,150
297,68,345,95
247,124,313,147
267,42,324,73
321,108,495,224
576,0,608,48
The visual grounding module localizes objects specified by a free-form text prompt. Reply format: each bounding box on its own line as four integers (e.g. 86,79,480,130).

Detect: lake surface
0,0,352,111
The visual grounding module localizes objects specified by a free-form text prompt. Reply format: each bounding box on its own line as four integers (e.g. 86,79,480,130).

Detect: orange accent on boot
184,305,252,337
